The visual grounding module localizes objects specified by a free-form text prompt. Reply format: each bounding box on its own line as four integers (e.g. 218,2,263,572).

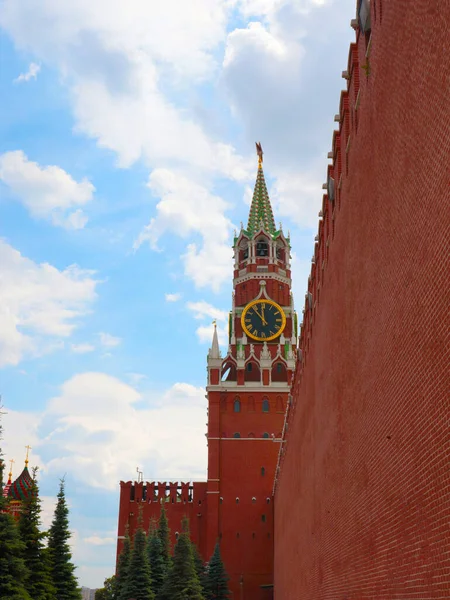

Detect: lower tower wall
116,480,208,562
274,1,450,598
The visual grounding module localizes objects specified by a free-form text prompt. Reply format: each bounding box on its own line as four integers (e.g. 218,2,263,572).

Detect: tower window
276,363,283,373
234,399,241,413
262,399,270,413
233,432,241,438
256,240,268,257
247,363,252,372
261,467,265,476
263,432,270,439
262,514,266,523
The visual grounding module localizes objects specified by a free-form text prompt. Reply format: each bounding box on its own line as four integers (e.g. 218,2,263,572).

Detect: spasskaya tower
205,143,297,599
116,144,297,600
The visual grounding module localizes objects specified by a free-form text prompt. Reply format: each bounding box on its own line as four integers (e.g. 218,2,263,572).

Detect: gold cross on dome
25,445,32,466
8,458,15,478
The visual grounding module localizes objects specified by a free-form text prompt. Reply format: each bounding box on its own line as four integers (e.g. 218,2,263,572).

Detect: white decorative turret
208,321,221,360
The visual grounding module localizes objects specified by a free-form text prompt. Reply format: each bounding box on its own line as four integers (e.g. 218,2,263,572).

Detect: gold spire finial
212,319,217,327
8,458,15,480
24,445,32,466
255,142,263,168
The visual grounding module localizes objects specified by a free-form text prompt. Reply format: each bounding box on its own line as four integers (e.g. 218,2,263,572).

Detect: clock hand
253,307,267,326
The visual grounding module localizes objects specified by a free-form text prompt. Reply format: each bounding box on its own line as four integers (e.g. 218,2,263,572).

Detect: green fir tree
116,526,131,600
19,468,57,600
161,517,205,600
157,502,171,569
147,528,167,597
121,510,155,600
206,542,230,600
0,415,31,600
95,575,117,600
47,479,81,600
192,543,208,596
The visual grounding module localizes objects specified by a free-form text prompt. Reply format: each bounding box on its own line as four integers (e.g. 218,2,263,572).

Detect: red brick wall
116,480,208,563
274,1,450,598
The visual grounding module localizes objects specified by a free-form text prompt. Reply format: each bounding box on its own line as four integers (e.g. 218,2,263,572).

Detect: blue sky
0,0,356,588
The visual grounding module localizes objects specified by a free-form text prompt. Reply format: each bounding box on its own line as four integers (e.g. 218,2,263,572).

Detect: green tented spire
246,143,276,237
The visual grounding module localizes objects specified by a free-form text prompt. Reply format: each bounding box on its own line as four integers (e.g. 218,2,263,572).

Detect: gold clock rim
240,298,287,342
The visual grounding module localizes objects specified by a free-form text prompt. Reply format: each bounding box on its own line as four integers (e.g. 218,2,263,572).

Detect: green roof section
8,465,35,501
246,162,276,237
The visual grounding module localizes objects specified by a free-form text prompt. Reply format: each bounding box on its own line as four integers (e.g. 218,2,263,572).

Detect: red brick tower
205,144,296,599
116,145,296,600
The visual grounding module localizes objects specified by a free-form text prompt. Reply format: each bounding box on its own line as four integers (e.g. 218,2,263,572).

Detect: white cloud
196,322,229,347
0,151,94,229
13,61,40,83
135,169,234,291
83,535,115,546
221,0,355,226
270,169,323,229
98,332,121,348
5,373,207,490
1,407,42,473
165,292,181,302
71,343,95,354
0,240,98,367
187,301,228,346
187,301,228,322
0,1,251,178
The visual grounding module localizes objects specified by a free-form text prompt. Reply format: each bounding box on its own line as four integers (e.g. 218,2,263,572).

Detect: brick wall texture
274,1,450,598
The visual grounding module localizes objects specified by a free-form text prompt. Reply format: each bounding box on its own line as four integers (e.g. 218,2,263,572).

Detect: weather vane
256,142,263,167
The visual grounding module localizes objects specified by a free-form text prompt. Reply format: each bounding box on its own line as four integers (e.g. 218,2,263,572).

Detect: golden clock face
241,299,286,342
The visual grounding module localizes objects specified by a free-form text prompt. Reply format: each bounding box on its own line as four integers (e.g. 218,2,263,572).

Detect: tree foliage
147,528,167,597
206,542,230,600
95,575,117,600
47,479,81,600
18,468,57,600
192,543,208,597
161,517,205,600
157,503,171,569
0,413,31,600
116,526,131,600
121,513,155,600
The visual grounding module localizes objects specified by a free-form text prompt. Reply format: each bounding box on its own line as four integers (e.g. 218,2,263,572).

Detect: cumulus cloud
83,535,115,546
0,240,98,367
0,151,94,229
13,61,40,83
134,169,235,291
187,301,228,322
4,373,208,490
71,343,95,354
221,0,355,228
187,301,229,346
165,292,181,302
98,332,121,348
0,1,251,178
270,168,323,229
